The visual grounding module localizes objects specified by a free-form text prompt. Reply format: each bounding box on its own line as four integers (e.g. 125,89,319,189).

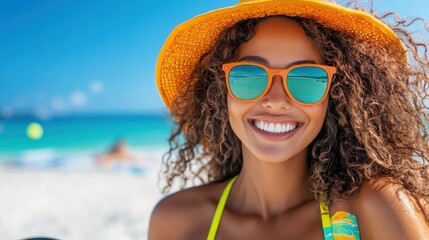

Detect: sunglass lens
229,65,268,100
286,66,329,104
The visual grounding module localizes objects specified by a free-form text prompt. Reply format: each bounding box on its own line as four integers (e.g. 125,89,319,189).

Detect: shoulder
356,177,429,240
148,180,227,240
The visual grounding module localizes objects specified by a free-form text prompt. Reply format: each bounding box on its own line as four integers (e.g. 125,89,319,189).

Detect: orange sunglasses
222,61,337,106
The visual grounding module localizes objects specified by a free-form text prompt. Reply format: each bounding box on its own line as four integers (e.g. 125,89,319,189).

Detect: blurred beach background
1,1,428,240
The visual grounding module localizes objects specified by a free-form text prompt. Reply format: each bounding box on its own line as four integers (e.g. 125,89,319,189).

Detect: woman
150,0,429,239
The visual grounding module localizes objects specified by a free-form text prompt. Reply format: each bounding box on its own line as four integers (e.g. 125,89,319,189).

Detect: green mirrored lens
229,65,268,100
287,66,328,104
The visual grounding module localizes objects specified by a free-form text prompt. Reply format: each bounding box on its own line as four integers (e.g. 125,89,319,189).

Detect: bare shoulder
356,176,429,240
148,180,227,240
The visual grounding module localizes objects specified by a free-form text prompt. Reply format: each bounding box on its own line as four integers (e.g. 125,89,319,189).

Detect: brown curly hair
159,2,429,203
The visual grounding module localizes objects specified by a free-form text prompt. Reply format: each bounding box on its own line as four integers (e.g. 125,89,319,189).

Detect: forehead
236,17,323,67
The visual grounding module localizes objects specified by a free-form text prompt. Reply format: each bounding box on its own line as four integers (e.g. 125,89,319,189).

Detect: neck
230,147,314,220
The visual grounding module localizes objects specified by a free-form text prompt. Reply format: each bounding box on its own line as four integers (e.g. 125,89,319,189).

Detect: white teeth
269,123,275,132
275,123,281,133
253,120,298,134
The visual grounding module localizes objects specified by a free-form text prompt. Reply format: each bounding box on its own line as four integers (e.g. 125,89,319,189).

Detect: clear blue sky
1,0,428,118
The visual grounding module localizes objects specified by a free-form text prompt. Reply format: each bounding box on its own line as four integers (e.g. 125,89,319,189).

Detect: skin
149,17,429,240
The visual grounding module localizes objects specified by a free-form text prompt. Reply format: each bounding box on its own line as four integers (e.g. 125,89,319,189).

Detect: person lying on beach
96,139,141,167
150,0,429,239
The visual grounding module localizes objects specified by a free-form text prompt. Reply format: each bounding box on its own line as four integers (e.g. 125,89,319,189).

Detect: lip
248,117,304,141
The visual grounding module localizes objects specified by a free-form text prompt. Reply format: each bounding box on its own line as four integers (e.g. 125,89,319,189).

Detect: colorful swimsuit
207,176,361,240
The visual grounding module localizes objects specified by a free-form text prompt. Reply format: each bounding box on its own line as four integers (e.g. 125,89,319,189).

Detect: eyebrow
237,55,317,68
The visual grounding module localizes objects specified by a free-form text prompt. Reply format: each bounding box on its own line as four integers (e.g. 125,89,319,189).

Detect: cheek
227,95,247,136
309,100,329,133
227,95,239,129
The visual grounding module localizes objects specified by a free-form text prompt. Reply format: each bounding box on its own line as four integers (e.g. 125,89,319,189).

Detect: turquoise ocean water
0,114,172,163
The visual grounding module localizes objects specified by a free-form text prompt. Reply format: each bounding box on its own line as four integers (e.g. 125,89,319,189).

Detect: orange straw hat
156,0,405,109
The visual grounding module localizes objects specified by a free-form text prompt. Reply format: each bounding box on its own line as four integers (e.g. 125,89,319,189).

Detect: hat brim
156,0,404,109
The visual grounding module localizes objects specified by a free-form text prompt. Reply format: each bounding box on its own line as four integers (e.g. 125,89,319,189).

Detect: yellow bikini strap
207,176,238,240
320,201,334,240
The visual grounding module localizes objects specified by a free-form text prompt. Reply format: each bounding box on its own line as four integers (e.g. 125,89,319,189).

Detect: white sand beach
0,152,166,240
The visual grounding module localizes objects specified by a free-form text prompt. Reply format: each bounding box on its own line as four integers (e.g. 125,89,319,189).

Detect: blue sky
1,0,428,118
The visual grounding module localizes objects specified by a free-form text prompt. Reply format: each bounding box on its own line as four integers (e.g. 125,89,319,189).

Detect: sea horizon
0,113,173,165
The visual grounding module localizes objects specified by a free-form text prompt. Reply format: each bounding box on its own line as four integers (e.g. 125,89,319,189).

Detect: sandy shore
0,158,165,240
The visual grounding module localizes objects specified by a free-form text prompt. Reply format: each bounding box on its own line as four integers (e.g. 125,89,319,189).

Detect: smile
253,120,298,133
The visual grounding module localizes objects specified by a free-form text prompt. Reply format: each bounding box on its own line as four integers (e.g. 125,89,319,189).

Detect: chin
239,134,310,165
250,145,305,164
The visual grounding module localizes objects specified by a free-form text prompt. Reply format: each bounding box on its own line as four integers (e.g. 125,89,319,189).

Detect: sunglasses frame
222,61,337,106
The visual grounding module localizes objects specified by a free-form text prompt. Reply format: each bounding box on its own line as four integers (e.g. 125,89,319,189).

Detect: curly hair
159,2,429,203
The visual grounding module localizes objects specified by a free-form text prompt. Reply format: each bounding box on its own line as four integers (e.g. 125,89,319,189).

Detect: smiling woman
150,0,429,239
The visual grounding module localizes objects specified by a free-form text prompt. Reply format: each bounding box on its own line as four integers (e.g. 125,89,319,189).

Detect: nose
261,74,293,110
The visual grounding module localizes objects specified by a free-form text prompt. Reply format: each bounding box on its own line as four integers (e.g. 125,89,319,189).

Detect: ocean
0,114,172,239
0,114,173,165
